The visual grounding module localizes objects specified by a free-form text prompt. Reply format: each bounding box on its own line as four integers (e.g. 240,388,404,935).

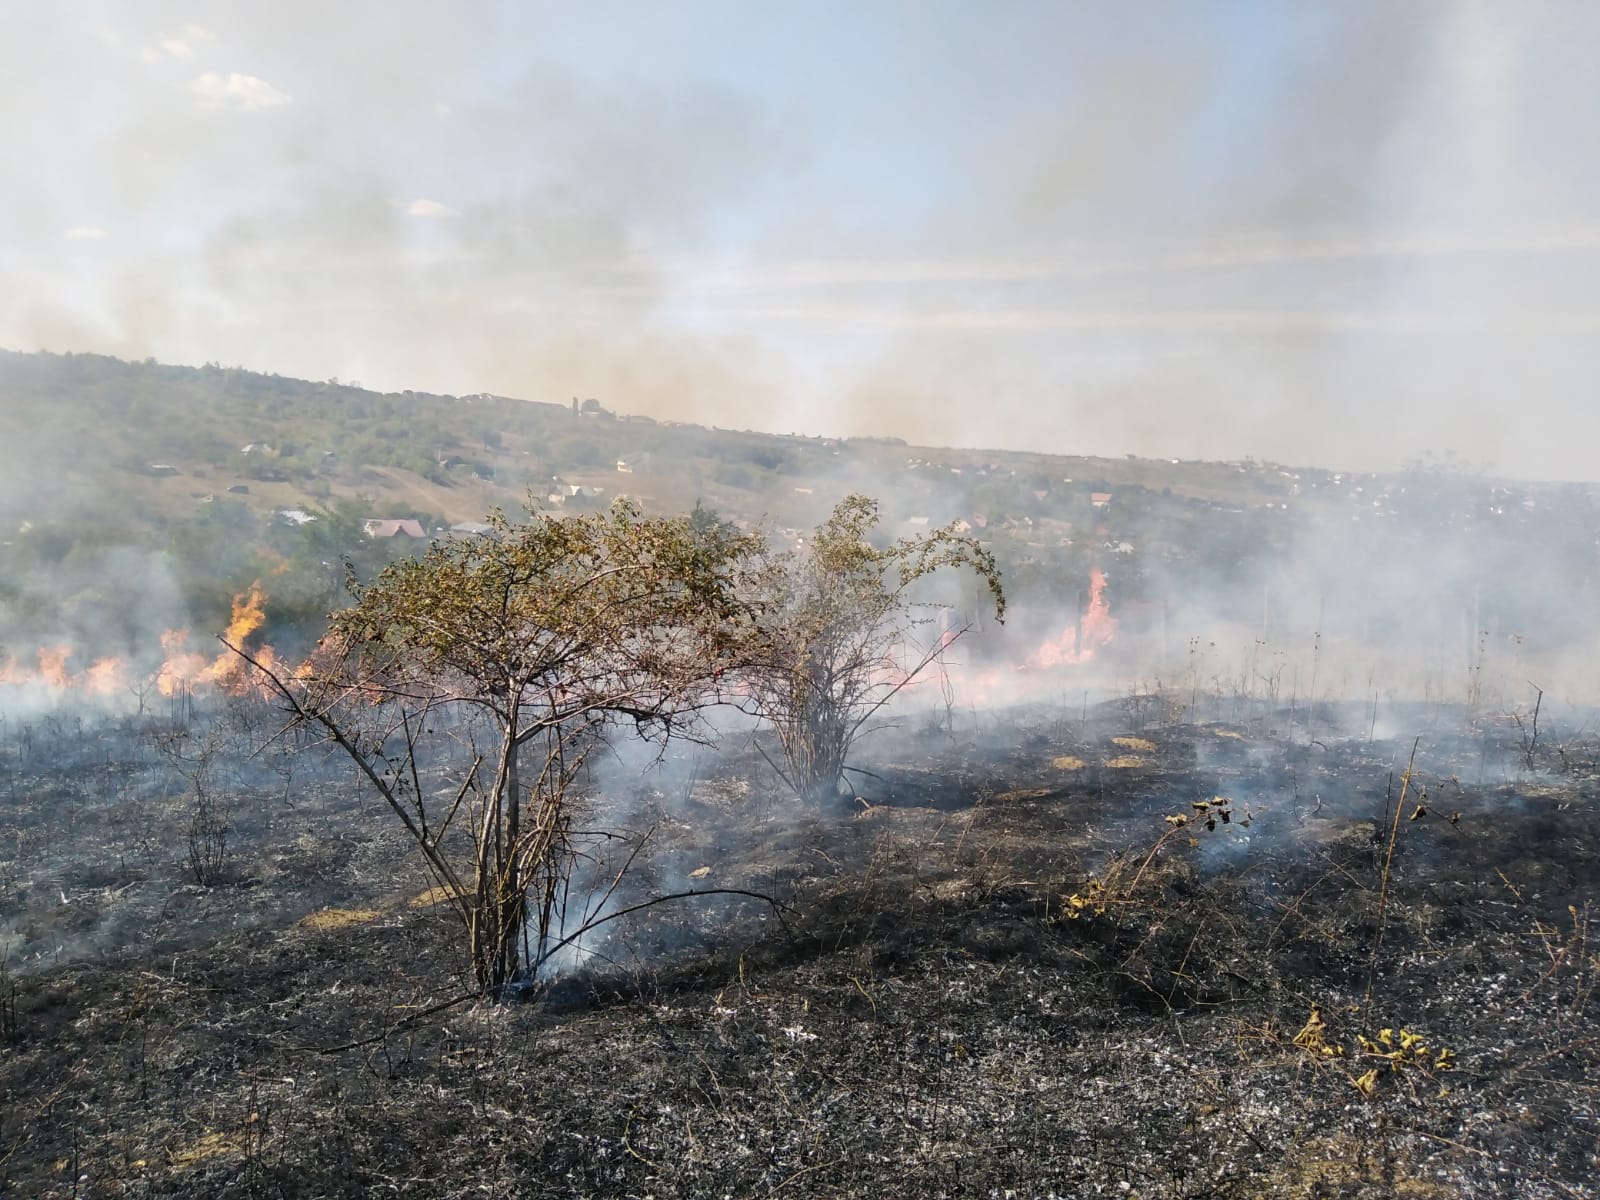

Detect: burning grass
0,699,1596,1197
0,580,282,708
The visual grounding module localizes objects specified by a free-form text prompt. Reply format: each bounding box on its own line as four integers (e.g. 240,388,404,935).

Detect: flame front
0,645,132,695
1031,568,1119,667
158,583,275,696
0,580,284,702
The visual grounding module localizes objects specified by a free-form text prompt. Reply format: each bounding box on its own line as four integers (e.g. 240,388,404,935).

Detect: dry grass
167,1130,244,1169
1265,1135,1458,1198
993,787,1056,802
407,886,454,909
298,907,381,931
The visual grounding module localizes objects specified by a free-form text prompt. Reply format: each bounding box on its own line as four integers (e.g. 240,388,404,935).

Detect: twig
1365,737,1419,1014
769,1158,842,1196
532,888,794,974
301,990,482,1055
1409,1129,1586,1199
622,1108,660,1169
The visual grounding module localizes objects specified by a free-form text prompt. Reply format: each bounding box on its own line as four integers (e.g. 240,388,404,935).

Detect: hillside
2,348,1598,711
0,347,1372,535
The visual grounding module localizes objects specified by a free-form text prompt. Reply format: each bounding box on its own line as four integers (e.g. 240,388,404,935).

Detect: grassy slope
0,348,1356,539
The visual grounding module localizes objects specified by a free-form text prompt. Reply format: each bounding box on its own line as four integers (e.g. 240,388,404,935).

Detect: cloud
11,4,1600,482
717,303,1600,338
189,71,289,111
402,198,460,219
159,25,214,60
64,227,108,241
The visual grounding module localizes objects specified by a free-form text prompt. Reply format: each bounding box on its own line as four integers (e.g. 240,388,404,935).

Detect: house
363,518,427,539
1090,492,1112,509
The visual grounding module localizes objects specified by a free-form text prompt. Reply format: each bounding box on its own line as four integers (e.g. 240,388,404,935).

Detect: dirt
0,699,1596,1198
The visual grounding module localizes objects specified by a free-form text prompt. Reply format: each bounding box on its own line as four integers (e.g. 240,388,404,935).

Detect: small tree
235,500,758,994
150,722,231,886
738,495,1004,803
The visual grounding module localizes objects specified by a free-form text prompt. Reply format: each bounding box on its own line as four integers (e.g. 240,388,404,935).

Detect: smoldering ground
25,686,1600,1198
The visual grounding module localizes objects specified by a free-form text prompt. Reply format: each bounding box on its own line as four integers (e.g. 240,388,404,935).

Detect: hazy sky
6,2,1600,479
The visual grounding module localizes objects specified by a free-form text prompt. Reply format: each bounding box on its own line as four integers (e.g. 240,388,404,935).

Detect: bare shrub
234,501,761,994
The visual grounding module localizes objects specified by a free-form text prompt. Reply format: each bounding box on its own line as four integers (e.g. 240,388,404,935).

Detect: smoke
3,4,1599,733
6,4,1600,478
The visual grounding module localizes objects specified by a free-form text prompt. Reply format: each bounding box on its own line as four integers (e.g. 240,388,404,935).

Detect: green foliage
737,495,1005,803
276,499,763,993
333,500,758,715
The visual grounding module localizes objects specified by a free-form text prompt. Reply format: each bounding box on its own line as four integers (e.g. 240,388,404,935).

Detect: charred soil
1,702,1597,1198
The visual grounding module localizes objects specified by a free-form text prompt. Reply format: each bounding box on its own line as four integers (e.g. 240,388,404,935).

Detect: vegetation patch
298,907,381,931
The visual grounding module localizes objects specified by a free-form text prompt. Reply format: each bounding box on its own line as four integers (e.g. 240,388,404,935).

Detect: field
1,695,1596,1198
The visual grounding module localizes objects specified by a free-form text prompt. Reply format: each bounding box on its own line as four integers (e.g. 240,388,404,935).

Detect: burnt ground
1,699,1597,1198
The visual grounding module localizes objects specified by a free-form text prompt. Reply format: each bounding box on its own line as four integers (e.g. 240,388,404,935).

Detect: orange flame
0,581,285,703
1031,568,1119,667
222,581,268,648
35,645,73,689
85,657,130,696
0,647,135,696
158,582,275,696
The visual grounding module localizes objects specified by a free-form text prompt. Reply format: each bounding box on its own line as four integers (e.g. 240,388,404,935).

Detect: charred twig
1516,682,1543,771
1409,1129,1587,1200
1365,737,1419,1014
751,737,799,796
302,990,483,1055
768,1157,843,1196
840,765,889,798
531,887,794,975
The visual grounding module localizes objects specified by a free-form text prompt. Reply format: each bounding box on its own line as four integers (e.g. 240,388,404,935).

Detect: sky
5,1,1600,480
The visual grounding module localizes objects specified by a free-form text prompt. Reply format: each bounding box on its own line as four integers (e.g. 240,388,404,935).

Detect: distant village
132,391,1593,577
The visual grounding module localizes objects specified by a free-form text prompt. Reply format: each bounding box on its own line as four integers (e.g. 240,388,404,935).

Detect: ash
0,697,1596,1198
